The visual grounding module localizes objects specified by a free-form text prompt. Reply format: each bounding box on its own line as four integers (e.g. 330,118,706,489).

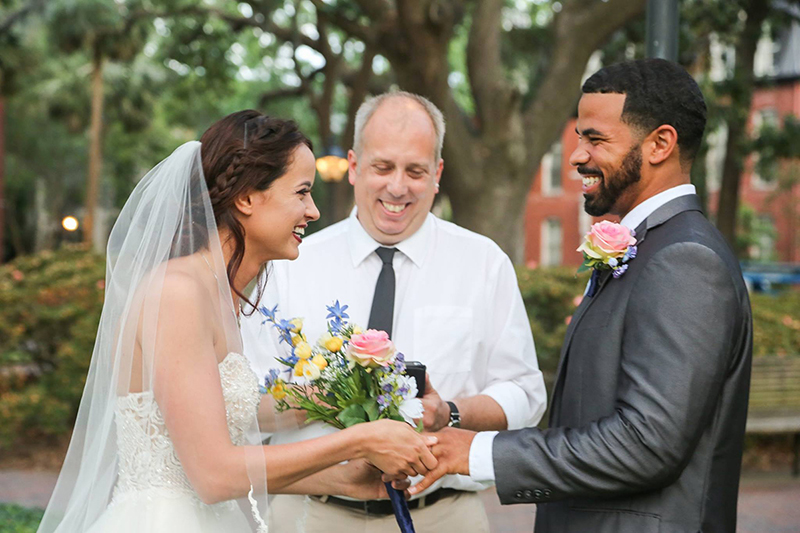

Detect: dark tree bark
0,95,5,263
716,0,770,250
84,44,104,249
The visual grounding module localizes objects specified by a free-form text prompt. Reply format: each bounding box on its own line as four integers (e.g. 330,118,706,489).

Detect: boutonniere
576,221,638,278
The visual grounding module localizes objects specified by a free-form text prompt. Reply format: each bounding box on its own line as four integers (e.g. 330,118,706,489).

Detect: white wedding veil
37,141,271,531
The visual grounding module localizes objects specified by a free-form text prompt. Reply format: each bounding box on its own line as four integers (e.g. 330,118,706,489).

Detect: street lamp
315,154,349,183
62,216,79,232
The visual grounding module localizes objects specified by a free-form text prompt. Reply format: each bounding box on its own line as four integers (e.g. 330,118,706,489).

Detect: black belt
314,488,462,516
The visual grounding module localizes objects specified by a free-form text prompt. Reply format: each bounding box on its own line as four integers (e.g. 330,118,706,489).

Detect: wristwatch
446,401,461,428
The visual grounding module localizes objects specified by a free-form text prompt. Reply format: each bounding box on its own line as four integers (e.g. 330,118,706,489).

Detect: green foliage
0,503,44,533
0,245,105,450
1,248,797,453
516,266,590,379
751,291,800,357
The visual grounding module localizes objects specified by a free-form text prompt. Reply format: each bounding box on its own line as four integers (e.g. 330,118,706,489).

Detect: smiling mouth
292,226,305,242
380,200,408,214
582,176,602,193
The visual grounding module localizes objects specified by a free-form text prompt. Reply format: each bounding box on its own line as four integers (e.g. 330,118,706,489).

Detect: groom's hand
409,427,475,495
338,459,412,500
421,374,451,431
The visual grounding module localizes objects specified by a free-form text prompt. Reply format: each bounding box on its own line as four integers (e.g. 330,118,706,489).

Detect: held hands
420,375,451,432
408,427,475,496
336,459,412,500
358,419,439,477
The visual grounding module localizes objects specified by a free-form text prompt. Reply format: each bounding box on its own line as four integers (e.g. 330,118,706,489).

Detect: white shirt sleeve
469,431,498,483
477,254,547,430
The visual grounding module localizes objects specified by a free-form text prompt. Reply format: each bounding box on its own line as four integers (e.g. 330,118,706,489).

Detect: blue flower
608,257,618,268
378,394,390,411
382,382,395,393
264,368,280,388
612,264,629,278
326,301,350,329
258,304,279,325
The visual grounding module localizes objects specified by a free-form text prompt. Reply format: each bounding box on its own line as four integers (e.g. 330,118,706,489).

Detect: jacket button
533,489,543,499
515,491,524,499
523,490,533,499
543,489,552,498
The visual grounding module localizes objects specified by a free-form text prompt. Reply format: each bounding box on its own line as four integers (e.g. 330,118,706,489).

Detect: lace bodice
113,352,261,500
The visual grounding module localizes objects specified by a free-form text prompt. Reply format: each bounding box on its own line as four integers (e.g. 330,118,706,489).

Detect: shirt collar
620,184,696,231
346,208,433,268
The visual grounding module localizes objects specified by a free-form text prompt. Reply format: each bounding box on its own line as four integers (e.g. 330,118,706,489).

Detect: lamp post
316,148,349,226
646,0,679,61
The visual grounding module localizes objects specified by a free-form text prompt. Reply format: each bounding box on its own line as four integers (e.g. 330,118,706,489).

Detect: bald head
353,91,445,161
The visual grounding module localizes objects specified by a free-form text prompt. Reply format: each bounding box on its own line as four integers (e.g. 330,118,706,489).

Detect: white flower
399,398,424,425
303,361,321,381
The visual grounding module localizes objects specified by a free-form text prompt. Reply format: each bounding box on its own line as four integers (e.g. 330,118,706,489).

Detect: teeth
292,226,305,236
582,176,601,188
382,201,405,213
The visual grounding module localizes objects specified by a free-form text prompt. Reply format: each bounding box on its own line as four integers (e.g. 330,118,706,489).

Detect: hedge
0,246,798,451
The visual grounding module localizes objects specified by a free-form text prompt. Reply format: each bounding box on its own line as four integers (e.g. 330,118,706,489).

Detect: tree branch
522,0,646,175
0,0,46,36
308,0,375,43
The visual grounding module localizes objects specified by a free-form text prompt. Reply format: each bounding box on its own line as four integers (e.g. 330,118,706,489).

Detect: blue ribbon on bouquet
384,482,415,532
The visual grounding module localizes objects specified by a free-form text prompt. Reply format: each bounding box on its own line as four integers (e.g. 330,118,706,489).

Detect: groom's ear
646,125,678,166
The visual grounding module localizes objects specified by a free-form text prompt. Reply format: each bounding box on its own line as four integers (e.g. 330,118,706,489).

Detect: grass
0,503,44,533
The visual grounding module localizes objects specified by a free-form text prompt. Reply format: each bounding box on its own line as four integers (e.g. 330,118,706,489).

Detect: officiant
241,90,547,532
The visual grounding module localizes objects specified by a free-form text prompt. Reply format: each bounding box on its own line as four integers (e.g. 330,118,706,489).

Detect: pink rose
346,329,396,368
586,221,636,255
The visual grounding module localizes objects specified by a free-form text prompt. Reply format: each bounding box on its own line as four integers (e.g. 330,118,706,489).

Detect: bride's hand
354,420,438,477
334,459,411,500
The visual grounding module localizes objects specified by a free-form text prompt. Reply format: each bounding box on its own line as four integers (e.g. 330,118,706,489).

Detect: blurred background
0,0,798,531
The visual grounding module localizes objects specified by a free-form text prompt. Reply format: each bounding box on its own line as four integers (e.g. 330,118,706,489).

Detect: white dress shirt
468,184,698,484
241,211,547,496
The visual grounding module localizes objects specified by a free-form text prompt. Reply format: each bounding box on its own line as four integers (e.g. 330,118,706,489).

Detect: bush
0,245,105,450
0,504,44,532
0,248,797,453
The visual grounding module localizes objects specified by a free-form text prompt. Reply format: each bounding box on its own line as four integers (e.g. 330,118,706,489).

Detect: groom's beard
581,145,642,217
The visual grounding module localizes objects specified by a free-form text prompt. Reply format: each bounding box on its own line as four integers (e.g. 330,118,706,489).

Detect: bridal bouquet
258,301,424,430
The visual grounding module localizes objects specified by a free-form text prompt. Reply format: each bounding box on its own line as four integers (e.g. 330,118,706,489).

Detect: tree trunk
0,95,5,263
716,0,769,251
34,178,55,252
84,45,104,249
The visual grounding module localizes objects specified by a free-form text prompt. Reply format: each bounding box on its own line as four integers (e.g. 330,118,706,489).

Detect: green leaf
339,404,368,427
362,399,380,421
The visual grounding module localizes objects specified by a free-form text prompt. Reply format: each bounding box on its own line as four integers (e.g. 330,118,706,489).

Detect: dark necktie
586,269,601,298
367,247,397,337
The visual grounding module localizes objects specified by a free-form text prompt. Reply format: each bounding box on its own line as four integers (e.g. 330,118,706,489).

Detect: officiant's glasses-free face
348,98,443,246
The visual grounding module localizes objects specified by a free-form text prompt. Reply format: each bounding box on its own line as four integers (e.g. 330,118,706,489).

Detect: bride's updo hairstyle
199,110,313,309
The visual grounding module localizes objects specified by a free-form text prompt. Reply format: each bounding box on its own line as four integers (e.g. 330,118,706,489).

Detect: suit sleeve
492,242,742,504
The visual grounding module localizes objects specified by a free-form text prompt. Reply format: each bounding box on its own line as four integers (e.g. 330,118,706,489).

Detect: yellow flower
295,341,313,360
289,318,304,333
291,333,307,346
312,354,328,370
351,325,363,335
324,335,344,353
294,360,308,376
271,382,287,401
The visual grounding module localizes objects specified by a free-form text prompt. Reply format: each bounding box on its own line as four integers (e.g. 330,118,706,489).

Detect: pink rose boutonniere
577,220,638,279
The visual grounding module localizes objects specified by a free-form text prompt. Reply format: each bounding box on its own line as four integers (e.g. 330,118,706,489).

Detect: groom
412,58,753,532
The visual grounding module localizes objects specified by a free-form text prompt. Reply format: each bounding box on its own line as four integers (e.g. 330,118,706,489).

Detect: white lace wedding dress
86,353,264,532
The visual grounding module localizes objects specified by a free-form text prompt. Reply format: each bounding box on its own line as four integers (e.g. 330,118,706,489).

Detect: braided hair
199,110,313,312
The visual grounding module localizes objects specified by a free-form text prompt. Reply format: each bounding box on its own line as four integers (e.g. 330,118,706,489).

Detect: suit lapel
549,194,704,423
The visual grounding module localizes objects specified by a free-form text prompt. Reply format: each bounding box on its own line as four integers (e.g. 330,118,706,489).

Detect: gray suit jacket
493,195,752,533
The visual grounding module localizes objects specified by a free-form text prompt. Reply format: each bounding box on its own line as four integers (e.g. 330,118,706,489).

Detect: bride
36,111,437,532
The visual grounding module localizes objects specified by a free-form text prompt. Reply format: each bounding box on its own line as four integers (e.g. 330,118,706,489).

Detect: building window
705,124,728,193
541,218,563,267
541,142,563,196
752,108,779,190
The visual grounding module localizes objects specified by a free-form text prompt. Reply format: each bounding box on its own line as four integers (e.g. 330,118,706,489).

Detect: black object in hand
405,361,426,398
